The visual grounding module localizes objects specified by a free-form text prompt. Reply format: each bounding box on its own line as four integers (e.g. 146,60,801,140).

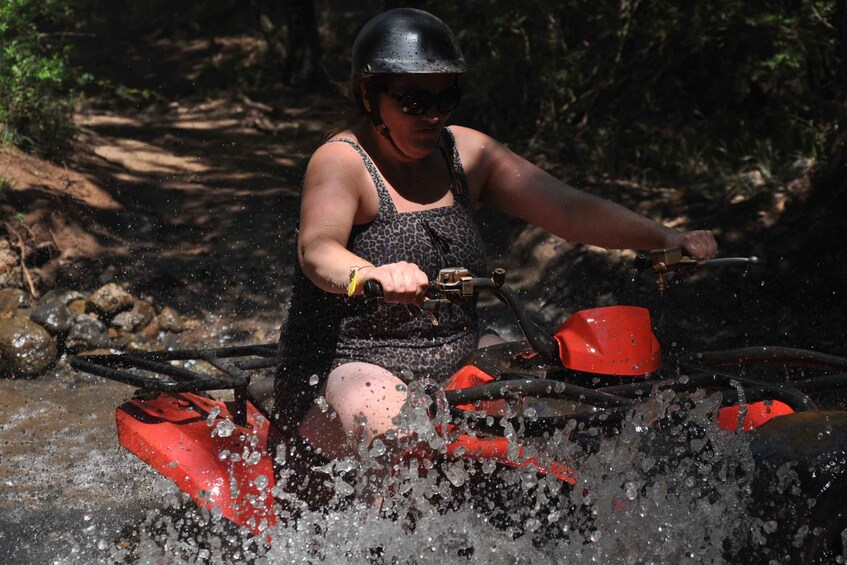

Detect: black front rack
70,343,278,425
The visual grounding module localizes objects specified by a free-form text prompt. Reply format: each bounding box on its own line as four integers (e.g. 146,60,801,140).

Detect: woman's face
372,73,459,160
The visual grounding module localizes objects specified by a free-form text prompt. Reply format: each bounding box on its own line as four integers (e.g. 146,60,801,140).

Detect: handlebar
362,267,560,362
364,267,506,304
634,247,759,291
360,249,759,361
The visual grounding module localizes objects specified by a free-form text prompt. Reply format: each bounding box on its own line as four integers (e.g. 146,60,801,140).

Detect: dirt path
70,93,330,326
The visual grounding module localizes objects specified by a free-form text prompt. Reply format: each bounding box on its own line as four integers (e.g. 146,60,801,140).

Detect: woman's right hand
358,262,429,305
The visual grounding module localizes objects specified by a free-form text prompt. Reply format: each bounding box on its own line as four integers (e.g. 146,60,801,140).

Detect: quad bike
70,248,847,561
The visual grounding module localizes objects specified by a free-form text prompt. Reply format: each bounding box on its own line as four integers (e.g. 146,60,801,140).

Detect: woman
274,8,717,461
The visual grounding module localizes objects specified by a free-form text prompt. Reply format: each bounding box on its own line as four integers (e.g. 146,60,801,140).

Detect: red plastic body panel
116,393,276,535
717,400,795,432
443,365,576,484
553,306,660,376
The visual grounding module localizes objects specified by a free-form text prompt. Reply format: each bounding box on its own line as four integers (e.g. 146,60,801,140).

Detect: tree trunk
253,0,322,87
285,0,322,87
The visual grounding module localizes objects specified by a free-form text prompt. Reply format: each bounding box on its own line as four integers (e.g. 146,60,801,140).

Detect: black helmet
351,8,466,80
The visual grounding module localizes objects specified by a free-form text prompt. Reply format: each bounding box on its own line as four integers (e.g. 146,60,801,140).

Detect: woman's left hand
673,230,719,260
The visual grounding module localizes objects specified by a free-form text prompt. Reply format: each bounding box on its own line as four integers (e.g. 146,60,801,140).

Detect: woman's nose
422,108,441,122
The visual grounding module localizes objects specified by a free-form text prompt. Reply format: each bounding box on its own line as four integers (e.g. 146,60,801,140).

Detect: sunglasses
384,87,462,115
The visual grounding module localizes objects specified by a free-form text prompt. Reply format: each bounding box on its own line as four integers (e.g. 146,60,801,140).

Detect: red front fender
116,393,277,535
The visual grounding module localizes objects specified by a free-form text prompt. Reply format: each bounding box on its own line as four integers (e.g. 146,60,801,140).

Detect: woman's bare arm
455,126,717,258
297,142,429,302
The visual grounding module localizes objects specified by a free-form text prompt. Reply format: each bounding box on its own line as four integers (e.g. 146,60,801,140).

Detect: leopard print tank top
274,127,488,430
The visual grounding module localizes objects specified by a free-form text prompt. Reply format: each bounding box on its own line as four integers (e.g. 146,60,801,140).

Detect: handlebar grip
698,256,759,268
363,280,383,298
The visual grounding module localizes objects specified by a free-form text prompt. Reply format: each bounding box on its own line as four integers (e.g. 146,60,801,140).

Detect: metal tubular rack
70,343,278,425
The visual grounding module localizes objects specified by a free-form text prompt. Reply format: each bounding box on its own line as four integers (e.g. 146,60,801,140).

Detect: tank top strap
326,137,397,217
440,127,471,206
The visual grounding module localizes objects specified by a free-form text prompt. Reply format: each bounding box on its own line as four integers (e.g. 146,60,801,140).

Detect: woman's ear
360,82,372,113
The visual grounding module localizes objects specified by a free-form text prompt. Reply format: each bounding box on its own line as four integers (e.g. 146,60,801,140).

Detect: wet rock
0,244,17,277
111,310,144,333
157,306,185,333
65,314,111,353
67,299,86,316
42,289,86,306
86,283,134,317
0,288,29,313
0,314,58,377
111,300,155,333
30,297,74,336
137,318,161,341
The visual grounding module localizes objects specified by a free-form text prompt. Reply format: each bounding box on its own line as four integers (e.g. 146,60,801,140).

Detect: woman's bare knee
324,362,408,445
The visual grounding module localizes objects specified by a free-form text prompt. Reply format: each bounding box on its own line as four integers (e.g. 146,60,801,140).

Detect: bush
0,0,79,152
389,0,843,184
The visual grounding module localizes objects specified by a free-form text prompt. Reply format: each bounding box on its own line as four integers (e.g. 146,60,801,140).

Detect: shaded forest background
1,0,846,352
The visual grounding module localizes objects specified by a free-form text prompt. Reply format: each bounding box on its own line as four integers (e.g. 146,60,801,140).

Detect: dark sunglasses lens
396,88,461,115
400,92,429,115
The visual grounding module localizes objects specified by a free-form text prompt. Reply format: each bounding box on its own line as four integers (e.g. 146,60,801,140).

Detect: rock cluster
0,284,186,378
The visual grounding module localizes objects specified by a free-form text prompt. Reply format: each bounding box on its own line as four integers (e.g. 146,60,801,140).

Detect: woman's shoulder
446,124,490,143
307,132,366,171
447,125,502,155
447,125,506,170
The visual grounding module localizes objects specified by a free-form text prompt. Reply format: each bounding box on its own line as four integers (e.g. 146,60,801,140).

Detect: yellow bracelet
347,266,370,297
346,268,360,297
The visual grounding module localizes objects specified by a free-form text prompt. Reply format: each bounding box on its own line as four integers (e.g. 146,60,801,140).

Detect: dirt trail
2,25,344,333
69,94,329,326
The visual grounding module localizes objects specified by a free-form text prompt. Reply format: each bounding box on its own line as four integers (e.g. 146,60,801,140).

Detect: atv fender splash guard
116,392,276,535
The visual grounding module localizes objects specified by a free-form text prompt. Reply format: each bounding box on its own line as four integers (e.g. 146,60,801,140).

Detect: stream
0,360,776,564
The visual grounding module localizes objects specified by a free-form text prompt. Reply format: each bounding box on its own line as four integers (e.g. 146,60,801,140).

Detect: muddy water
0,371,178,563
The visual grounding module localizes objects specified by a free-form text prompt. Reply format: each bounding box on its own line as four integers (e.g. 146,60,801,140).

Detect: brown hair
325,75,391,140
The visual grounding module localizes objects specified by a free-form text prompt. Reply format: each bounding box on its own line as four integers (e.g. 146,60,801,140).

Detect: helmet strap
364,85,413,159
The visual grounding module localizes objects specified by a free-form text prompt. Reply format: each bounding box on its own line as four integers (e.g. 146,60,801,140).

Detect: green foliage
0,173,14,193
396,0,843,184
0,0,80,152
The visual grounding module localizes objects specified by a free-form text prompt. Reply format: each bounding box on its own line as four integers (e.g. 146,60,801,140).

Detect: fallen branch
3,221,39,298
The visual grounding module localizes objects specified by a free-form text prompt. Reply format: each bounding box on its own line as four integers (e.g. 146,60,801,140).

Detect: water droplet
254,474,269,490
315,396,329,412
444,463,466,487
206,406,221,427
309,374,319,386
335,477,355,497
369,439,387,458
213,419,235,438
763,520,778,534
